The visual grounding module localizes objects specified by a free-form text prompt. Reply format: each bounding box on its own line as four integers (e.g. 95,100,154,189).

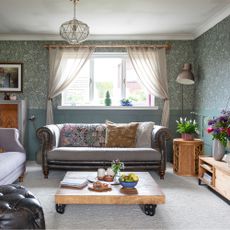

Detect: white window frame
59,52,157,110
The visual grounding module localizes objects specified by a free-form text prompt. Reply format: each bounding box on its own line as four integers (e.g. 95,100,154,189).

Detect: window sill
57,106,158,110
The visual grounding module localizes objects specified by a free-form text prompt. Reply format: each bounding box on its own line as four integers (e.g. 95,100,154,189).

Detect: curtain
127,47,169,127
46,47,95,124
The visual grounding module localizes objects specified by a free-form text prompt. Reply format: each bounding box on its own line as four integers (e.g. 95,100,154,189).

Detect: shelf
200,163,213,173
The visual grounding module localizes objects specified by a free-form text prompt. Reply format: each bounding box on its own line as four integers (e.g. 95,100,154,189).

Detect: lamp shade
176,63,195,85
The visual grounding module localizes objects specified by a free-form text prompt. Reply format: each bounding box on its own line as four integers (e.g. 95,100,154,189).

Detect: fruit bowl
119,173,139,188
119,180,138,188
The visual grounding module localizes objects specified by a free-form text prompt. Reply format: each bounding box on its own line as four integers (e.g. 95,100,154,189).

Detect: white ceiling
0,0,230,41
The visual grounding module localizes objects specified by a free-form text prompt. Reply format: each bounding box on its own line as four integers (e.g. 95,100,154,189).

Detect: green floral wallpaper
194,15,230,154
0,40,194,110
194,15,230,111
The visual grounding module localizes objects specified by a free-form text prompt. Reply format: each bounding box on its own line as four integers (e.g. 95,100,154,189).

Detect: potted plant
176,117,199,141
120,98,132,106
207,110,230,160
104,91,111,106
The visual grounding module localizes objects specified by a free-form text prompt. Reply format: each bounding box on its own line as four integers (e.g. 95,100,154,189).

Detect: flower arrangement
176,117,199,134
111,159,125,175
207,110,230,147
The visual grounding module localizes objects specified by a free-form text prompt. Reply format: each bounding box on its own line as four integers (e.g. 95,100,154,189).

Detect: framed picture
0,63,23,92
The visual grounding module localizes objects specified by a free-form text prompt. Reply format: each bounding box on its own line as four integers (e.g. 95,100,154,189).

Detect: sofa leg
18,175,24,182
43,168,49,179
159,170,165,180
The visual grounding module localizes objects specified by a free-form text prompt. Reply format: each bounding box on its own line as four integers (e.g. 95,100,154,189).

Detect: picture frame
0,63,23,92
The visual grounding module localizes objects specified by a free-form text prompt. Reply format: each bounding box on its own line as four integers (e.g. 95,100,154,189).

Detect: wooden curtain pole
44,44,171,50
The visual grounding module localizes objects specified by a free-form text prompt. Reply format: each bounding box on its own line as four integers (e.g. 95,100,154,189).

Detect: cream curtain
46,47,95,124
127,47,169,127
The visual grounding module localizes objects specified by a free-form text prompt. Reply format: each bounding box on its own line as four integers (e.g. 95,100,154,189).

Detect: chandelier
60,0,89,44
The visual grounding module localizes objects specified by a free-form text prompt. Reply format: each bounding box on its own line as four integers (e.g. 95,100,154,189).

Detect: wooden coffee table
55,171,165,216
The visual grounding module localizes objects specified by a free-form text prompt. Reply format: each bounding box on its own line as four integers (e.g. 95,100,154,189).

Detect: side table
173,138,204,176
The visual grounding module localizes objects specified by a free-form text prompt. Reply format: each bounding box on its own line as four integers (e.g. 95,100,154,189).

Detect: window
62,53,154,107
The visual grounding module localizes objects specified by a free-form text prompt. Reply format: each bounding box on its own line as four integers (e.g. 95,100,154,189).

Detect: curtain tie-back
164,98,169,101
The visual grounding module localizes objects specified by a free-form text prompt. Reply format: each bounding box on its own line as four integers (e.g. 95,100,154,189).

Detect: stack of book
60,177,88,189
203,172,212,184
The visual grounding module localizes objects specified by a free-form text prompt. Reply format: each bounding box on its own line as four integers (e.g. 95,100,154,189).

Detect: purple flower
213,129,220,135
208,120,215,125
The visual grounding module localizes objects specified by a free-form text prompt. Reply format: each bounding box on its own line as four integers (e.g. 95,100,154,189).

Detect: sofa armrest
36,124,62,149
151,125,171,178
0,128,25,153
36,124,63,178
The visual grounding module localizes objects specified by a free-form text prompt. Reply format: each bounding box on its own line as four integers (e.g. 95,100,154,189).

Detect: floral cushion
60,124,106,147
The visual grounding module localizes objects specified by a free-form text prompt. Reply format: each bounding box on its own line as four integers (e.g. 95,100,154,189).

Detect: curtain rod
44,44,171,49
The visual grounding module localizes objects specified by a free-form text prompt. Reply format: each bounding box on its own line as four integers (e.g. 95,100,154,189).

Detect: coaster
120,187,138,195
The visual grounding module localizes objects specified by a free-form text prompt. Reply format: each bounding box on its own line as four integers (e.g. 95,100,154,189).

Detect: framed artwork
0,63,23,92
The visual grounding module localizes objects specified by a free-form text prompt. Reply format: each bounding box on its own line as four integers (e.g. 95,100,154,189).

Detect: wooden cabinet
198,156,230,202
0,100,26,144
173,138,203,176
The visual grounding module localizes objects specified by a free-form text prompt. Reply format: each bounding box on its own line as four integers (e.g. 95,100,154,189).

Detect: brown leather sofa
36,123,171,179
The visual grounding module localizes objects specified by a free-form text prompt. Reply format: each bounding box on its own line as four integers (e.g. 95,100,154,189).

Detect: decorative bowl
119,180,138,188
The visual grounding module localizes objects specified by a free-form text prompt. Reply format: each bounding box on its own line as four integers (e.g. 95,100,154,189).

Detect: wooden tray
88,185,112,192
120,187,138,194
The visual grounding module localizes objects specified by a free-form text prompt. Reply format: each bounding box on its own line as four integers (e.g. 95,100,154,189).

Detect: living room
0,0,229,229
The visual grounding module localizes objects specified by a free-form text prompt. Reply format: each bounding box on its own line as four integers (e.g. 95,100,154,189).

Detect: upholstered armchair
0,128,26,185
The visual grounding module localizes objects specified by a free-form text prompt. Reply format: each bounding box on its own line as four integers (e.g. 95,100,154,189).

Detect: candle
97,168,105,179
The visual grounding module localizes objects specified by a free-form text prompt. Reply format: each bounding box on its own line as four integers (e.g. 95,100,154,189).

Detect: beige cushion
136,122,155,148
105,121,138,147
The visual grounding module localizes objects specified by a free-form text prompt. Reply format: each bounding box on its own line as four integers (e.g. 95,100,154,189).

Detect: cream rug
22,162,230,230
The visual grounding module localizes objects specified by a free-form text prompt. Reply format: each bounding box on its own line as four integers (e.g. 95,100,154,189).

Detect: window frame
60,52,157,109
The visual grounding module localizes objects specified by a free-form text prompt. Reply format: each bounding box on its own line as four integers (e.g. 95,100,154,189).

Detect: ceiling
0,0,230,41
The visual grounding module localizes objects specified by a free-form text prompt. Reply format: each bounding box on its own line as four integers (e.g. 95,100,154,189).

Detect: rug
22,162,230,230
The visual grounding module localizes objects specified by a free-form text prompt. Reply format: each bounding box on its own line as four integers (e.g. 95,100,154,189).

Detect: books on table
60,177,88,189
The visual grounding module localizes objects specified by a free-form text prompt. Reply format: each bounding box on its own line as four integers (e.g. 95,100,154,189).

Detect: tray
88,184,112,192
120,187,138,195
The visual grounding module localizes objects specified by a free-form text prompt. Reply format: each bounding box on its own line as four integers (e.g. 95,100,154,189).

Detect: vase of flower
207,110,230,160
111,159,124,183
212,139,225,161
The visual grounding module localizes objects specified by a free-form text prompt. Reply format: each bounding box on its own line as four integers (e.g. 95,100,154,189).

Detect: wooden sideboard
0,100,26,144
198,156,230,202
173,138,204,176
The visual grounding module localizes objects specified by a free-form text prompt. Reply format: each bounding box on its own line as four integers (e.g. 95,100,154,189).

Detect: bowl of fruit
119,173,139,188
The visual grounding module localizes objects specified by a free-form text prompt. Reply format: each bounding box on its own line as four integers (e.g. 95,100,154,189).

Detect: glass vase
212,139,225,161
114,170,121,184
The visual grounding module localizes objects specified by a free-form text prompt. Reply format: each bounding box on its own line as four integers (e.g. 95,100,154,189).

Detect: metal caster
141,204,157,216
56,204,66,214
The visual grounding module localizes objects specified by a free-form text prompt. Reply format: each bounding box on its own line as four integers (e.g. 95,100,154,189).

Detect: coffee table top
55,171,165,205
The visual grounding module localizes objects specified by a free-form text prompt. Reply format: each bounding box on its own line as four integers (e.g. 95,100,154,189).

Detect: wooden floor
55,171,165,205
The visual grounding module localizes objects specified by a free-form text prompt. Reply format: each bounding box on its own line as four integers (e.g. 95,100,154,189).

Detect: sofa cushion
0,152,26,182
60,124,106,147
47,147,161,161
136,122,155,148
105,122,138,147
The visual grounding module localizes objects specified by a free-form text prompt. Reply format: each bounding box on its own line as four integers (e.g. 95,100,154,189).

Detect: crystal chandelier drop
60,0,89,44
